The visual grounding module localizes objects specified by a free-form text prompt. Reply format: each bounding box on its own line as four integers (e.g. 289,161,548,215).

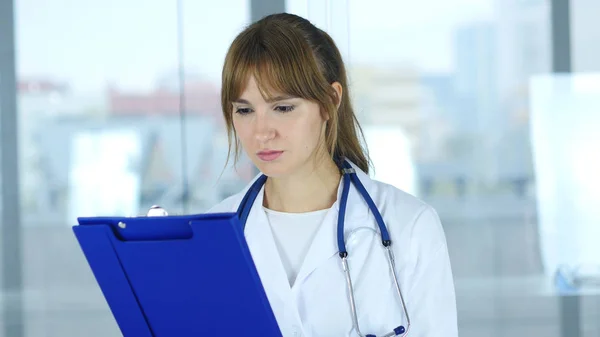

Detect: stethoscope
236,158,411,337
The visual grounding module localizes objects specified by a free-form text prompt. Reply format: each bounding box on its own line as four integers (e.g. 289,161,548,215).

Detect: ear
331,82,343,110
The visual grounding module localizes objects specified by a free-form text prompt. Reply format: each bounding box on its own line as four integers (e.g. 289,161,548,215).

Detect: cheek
232,120,251,151
297,116,325,150
232,119,247,139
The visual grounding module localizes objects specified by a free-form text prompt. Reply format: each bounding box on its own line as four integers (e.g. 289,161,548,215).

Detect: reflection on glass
530,73,600,284
68,130,142,223
363,126,418,197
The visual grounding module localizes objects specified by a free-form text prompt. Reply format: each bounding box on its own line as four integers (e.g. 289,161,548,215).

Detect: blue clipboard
72,211,283,337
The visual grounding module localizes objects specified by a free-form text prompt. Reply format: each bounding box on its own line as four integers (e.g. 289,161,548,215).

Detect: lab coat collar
242,183,295,315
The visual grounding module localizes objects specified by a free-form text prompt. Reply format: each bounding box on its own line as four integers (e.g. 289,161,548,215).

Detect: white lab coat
207,160,458,337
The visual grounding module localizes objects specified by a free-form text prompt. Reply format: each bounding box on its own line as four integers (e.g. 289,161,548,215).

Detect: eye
235,107,253,115
274,105,295,113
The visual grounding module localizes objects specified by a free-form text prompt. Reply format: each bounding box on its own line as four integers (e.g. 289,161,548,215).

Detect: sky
14,0,494,94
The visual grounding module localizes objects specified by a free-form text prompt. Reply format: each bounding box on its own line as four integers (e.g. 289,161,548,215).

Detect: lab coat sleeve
405,206,458,337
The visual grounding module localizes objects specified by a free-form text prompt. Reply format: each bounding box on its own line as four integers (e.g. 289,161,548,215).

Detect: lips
256,150,283,162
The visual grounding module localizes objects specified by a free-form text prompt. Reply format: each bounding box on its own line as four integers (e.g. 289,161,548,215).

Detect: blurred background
0,0,599,336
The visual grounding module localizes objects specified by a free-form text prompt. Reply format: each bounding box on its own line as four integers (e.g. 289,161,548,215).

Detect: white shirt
263,207,329,287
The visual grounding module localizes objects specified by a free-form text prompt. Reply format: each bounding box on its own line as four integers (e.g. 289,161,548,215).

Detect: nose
254,112,275,143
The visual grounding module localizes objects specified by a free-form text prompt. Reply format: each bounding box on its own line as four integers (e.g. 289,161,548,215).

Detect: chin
254,160,292,178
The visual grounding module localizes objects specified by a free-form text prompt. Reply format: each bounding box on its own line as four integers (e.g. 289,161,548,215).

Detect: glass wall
1,0,599,336
11,0,251,336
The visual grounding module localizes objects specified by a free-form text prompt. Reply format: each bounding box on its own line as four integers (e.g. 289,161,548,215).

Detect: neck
263,156,341,213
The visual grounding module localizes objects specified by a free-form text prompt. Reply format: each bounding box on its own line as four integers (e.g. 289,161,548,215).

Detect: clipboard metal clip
147,205,168,217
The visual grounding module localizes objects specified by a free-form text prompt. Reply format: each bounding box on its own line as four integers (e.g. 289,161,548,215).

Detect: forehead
237,75,289,102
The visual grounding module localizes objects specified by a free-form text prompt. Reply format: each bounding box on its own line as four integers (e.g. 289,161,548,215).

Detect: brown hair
221,13,370,173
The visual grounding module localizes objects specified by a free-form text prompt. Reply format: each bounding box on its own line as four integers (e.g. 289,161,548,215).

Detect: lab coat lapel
294,161,371,286
243,184,293,317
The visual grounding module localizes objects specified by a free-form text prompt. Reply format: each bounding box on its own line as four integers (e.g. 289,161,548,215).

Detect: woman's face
232,76,328,178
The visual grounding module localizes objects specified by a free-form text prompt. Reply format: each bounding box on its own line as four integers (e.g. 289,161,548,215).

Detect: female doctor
208,13,458,337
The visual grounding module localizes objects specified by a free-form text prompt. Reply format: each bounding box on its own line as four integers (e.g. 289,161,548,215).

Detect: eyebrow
233,95,297,104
